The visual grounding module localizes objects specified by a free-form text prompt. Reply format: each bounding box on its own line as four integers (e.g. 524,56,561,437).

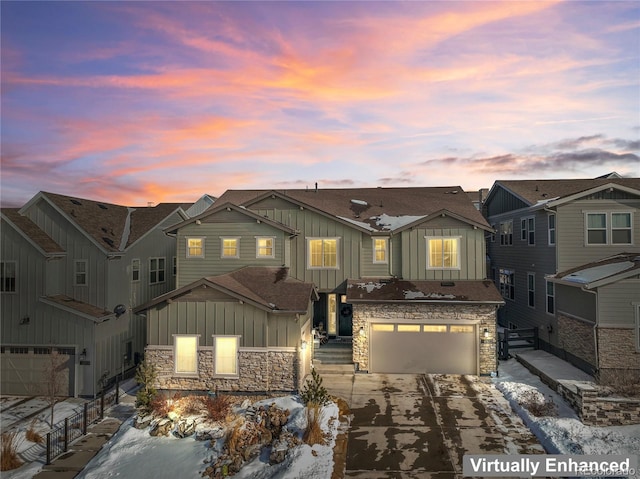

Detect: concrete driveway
323,373,544,478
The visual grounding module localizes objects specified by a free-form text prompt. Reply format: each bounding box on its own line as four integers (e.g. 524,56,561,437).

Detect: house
484,177,640,379
0,192,189,397
135,186,503,394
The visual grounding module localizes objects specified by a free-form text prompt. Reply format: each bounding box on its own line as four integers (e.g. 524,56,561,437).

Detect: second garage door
369,322,477,374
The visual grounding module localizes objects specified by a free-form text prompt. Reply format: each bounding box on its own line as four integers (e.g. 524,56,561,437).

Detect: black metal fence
498,327,538,360
45,380,120,464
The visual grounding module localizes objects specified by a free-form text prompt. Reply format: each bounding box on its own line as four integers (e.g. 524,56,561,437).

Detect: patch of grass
1,431,23,471
204,394,232,422
25,419,44,444
303,402,325,446
518,389,558,417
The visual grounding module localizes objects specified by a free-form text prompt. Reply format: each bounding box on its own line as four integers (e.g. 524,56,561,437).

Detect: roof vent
351,199,368,206
97,203,108,210
440,281,455,287
71,199,82,205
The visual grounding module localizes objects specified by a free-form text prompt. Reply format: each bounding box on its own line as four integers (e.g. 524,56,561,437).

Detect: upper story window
75,260,88,286
426,237,460,269
308,238,339,269
586,212,632,245
373,238,388,264
149,257,166,285
521,217,535,245
1,261,16,293
131,259,140,282
256,237,275,258
500,220,513,245
186,237,205,258
174,335,198,375
221,237,239,258
499,268,515,300
548,214,556,245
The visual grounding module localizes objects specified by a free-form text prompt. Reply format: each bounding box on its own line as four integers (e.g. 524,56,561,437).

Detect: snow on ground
494,358,640,457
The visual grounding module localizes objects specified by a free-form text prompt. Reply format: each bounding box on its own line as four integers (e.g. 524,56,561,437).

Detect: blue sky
1,1,638,207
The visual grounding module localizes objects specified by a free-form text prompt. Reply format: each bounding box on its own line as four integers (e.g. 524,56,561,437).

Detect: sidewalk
33,380,138,479
514,349,595,392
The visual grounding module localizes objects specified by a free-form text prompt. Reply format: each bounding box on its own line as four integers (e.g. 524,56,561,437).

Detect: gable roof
134,266,317,314
487,178,640,209
548,253,640,289
1,208,65,257
346,278,504,304
20,192,188,255
216,186,491,233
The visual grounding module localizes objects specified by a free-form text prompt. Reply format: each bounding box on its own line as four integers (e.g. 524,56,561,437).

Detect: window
546,280,555,315
173,256,177,276
527,273,535,308
499,268,515,300
372,324,394,332
397,324,420,332
221,238,239,258
174,335,198,374
548,214,556,245
1,261,16,292
149,257,166,284
75,260,88,286
490,225,496,243
131,259,140,282
586,212,632,245
308,238,338,268
450,325,474,333
256,237,275,258
373,238,388,263
500,221,513,245
424,325,447,333
521,217,535,245
427,237,460,269
187,237,204,257
214,336,239,376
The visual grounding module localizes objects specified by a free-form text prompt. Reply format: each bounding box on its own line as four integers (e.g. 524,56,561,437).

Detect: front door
327,294,337,335
339,301,353,336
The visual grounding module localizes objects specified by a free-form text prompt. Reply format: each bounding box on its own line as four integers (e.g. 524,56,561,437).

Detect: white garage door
0,347,73,396
370,323,477,374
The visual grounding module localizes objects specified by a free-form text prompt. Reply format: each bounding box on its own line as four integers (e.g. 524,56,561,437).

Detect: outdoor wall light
80,348,87,361
359,326,366,337
301,340,308,350
19,316,30,325
483,328,490,339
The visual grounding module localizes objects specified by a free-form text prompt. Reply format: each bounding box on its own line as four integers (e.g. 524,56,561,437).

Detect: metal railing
498,327,538,360
45,381,120,464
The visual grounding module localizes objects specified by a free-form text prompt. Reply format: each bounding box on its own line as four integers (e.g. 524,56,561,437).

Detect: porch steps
312,340,354,374
313,362,355,374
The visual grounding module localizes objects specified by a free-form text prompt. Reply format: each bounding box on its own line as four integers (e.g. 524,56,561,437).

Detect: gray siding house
484,177,640,379
136,186,503,394
1,192,188,397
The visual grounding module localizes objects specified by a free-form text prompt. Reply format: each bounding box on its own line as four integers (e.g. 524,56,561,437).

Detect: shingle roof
346,278,504,304
1,208,65,255
495,178,640,205
217,186,490,232
550,253,640,288
40,294,114,322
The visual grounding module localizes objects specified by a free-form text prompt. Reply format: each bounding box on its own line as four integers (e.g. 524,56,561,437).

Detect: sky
1,1,639,208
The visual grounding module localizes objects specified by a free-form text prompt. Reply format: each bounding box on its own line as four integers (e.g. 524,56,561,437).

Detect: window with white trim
373,238,388,264
174,335,198,374
214,336,239,377
256,237,275,258
131,259,140,282
149,257,166,284
548,214,556,245
586,212,632,245
75,260,88,286
1,261,17,293
499,268,515,300
187,237,204,257
307,238,339,269
221,237,239,258
521,217,535,245
500,220,513,245
527,272,535,308
427,237,460,269
546,280,555,315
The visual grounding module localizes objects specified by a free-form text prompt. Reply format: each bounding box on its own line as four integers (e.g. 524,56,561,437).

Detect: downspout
581,286,599,375
389,236,393,277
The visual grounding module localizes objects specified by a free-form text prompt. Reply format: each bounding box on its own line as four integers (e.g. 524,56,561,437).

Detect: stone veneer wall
352,303,498,375
145,346,300,393
557,314,596,368
597,327,640,381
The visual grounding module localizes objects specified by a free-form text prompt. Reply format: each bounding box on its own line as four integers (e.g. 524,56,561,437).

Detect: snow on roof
372,213,427,231
337,216,375,231
561,261,635,284
403,291,456,300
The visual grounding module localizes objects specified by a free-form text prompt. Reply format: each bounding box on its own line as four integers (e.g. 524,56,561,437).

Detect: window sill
173,373,199,378
213,374,239,380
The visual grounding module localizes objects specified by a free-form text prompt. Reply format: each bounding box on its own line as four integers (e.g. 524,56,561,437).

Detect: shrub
150,394,174,418
596,369,640,398
25,419,44,444
300,369,330,406
303,402,325,446
518,389,558,417
1,431,23,471
135,359,158,414
204,394,232,422
177,394,205,416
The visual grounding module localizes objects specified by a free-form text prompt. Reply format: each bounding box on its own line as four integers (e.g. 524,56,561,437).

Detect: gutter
580,286,600,373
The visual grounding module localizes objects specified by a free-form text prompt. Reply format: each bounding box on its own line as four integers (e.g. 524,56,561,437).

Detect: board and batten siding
361,235,392,278
556,199,640,272
597,279,640,327
485,187,528,217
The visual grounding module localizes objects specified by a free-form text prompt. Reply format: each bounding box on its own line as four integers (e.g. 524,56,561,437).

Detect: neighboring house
484,177,640,378
0,192,189,397
135,186,503,395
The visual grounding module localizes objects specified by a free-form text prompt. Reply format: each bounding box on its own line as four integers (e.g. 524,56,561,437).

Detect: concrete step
313,362,355,374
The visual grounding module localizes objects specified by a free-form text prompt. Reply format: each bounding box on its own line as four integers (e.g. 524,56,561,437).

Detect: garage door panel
370,323,477,374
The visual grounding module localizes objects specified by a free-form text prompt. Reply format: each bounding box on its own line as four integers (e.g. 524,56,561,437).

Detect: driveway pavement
323,373,544,478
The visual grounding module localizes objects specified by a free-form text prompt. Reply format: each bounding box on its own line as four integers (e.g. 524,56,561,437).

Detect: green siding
598,279,640,327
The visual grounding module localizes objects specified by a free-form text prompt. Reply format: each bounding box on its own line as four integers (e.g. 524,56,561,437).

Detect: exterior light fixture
483,328,490,339
80,348,87,361
359,326,366,337
301,340,308,350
